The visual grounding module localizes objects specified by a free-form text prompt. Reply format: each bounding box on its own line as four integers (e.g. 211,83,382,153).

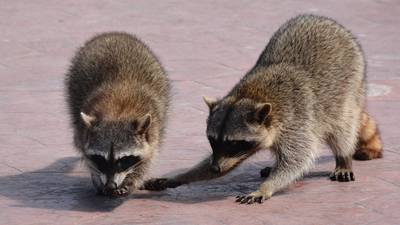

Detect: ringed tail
353,112,383,160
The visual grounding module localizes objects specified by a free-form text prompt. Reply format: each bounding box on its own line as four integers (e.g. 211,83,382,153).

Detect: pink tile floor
0,1,399,224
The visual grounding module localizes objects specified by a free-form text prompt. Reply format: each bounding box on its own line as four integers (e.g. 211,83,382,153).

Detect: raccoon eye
89,155,108,173
227,140,258,156
236,140,258,150
230,141,238,146
116,156,141,172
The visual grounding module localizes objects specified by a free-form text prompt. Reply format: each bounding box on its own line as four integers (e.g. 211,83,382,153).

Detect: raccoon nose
210,164,221,173
105,181,117,190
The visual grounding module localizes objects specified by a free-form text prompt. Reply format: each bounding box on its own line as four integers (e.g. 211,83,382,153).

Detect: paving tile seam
0,89,63,93
0,112,61,114
376,177,400,189
188,105,207,114
0,52,43,62
26,172,87,174
382,148,400,155
212,60,245,72
367,99,400,103
191,80,222,90
0,61,10,68
355,201,393,221
0,162,23,173
17,135,47,147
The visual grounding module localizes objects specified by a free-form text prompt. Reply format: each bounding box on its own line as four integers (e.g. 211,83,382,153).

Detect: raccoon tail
353,111,383,160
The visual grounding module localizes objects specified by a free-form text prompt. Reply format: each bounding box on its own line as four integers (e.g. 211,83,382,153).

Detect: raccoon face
80,112,152,195
203,97,274,173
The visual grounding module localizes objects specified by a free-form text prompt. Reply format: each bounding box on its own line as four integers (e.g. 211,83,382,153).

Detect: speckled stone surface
0,1,399,224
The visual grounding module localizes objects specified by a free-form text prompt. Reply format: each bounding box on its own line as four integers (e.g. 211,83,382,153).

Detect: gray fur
65,32,170,196
145,14,368,204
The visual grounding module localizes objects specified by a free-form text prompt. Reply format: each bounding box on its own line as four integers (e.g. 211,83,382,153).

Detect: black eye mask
89,155,141,174
116,155,141,172
208,136,258,157
89,155,109,173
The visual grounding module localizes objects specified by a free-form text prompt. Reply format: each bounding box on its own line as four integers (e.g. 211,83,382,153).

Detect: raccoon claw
235,190,271,204
329,169,355,182
143,178,182,191
111,186,131,197
260,167,272,178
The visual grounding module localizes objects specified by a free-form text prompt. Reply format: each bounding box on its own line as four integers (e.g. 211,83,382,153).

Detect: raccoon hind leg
330,155,355,182
326,128,358,182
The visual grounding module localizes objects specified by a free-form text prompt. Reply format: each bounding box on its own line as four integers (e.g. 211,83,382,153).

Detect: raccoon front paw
111,185,131,197
330,168,355,182
143,178,182,191
236,190,272,204
143,178,168,191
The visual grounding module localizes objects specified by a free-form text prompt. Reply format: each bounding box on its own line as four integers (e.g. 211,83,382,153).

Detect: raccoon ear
134,114,152,135
80,112,96,127
253,103,272,124
203,96,218,110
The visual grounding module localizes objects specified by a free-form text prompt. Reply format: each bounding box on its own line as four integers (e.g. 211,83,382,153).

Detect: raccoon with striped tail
144,14,383,204
65,32,170,197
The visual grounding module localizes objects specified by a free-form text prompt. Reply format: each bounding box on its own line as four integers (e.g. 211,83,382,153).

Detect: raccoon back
65,32,170,133
253,15,365,104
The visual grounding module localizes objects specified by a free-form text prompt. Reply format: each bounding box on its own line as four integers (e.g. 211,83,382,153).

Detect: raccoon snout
104,181,117,192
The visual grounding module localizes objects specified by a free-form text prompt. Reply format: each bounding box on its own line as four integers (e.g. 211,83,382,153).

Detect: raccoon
144,14,383,204
65,32,170,196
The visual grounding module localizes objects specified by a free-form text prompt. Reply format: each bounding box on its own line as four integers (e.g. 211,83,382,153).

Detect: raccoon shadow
0,155,334,210
131,155,334,204
0,157,125,212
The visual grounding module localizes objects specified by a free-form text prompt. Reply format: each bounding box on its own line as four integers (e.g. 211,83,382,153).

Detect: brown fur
354,112,383,160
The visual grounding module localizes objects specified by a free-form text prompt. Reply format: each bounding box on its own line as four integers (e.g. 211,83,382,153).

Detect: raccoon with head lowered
65,32,170,196
144,14,383,204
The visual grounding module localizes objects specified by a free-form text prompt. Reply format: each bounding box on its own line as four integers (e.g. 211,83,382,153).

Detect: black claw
344,172,350,182
331,169,355,182
350,172,355,181
236,194,267,204
339,172,346,182
247,199,253,204
236,196,245,202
